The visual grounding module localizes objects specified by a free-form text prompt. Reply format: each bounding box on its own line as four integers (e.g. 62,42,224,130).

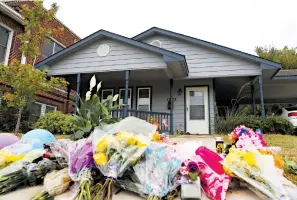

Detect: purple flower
187,161,198,173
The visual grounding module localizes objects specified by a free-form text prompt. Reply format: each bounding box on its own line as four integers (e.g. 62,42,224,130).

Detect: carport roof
273,69,297,80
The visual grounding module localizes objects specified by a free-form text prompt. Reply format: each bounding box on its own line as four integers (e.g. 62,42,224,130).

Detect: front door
185,87,209,134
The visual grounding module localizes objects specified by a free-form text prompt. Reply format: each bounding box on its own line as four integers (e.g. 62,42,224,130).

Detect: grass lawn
214,133,297,185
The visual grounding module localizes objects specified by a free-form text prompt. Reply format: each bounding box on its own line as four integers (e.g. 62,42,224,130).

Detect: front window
41,38,64,59
119,88,132,109
0,25,12,64
29,102,57,122
137,87,151,111
101,89,114,102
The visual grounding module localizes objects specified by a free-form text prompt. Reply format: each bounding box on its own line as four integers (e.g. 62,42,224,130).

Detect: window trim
118,87,133,109
0,23,14,65
101,88,114,102
136,86,152,111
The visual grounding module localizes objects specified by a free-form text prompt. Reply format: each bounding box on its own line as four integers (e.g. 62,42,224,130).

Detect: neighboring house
35,27,297,135
0,1,80,121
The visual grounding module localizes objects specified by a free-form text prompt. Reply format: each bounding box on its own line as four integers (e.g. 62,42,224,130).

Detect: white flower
113,94,119,101
97,81,102,92
86,91,91,101
89,75,96,91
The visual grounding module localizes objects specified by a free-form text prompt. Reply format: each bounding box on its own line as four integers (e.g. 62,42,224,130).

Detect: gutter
0,2,23,24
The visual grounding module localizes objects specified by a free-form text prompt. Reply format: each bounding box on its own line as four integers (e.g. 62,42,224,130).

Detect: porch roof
35,29,189,76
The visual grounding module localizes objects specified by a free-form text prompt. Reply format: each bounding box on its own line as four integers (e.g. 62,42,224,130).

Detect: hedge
216,115,295,134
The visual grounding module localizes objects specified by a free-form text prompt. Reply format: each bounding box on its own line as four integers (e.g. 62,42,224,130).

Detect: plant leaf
188,172,198,181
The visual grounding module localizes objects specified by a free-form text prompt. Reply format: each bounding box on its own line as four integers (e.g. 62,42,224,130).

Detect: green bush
34,111,79,135
216,115,295,134
0,106,31,133
262,116,294,134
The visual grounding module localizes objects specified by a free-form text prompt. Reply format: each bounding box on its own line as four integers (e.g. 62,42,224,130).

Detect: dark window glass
120,89,131,99
102,90,113,100
0,26,9,63
139,88,150,98
189,91,205,120
54,43,63,53
42,39,54,59
29,103,42,123
45,106,56,113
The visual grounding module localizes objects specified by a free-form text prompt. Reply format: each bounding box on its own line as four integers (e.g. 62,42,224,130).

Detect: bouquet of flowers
31,168,72,200
69,139,100,200
195,146,231,200
179,158,200,182
92,117,156,199
229,126,267,149
222,147,289,200
119,142,182,200
0,157,59,194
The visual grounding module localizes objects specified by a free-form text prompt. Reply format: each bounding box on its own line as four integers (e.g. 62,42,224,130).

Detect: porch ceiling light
97,44,110,57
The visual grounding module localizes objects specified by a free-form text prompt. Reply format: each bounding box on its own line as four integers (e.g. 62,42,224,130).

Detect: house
0,1,80,121
35,27,297,134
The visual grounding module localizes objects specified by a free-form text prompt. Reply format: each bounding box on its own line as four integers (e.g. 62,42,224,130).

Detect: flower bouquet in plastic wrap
0,150,61,194
31,168,72,200
92,117,156,199
69,138,103,200
222,146,290,200
195,146,231,200
117,142,182,200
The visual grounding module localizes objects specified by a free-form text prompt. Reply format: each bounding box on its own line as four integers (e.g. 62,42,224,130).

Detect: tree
255,45,297,69
0,61,67,132
18,1,64,64
0,1,67,132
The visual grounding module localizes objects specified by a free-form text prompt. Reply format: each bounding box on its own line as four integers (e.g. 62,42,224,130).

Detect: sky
43,0,297,55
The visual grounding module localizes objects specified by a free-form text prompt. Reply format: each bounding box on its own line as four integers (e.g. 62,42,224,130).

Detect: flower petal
113,94,119,101
89,75,96,91
86,91,91,101
97,81,102,92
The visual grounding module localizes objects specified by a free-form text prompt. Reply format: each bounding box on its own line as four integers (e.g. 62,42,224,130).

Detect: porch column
170,79,174,134
66,84,71,113
74,73,81,114
258,75,265,118
123,70,130,118
250,84,256,115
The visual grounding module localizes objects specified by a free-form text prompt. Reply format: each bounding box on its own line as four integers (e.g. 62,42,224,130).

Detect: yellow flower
152,131,162,142
243,152,259,168
126,137,137,146
93,153,108,166
96,137,108,153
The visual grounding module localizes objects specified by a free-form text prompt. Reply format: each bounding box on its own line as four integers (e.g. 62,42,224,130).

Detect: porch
64,69,176,133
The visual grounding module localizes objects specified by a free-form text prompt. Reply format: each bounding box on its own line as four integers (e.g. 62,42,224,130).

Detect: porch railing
112,109,171,132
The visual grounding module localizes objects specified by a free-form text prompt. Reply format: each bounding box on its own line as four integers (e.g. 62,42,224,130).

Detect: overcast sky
44,0,297,55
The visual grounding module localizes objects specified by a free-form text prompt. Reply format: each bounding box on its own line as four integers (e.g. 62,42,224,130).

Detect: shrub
0,106,31,133
262,116,294,134
34,111,79,135
216,115,262,133
216,115,294,135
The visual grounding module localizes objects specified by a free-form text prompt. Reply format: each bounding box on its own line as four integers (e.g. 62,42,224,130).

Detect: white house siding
101,78,215,134
141,35,262,78
47,38,167,75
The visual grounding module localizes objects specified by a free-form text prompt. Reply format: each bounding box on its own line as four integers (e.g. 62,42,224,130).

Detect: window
0,25,13,65
41,38,64,59
29,102,57,122
189,91,205,120
137,87,151,111
101,89,114,102
119,88,132,109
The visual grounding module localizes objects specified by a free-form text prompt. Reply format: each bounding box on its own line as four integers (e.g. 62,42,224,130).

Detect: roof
3,0,80,40
0,1,23,23
133,27,281,69
35,29,188,73
273,69,297,80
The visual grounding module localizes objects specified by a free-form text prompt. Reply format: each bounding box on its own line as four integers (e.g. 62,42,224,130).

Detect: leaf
74,130,85,140
188,172,198,181
89,75,96,91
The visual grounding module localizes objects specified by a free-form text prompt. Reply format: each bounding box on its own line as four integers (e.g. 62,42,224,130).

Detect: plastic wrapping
44,168,72,196
222,147,290,200
92,117,156,179
195,146,231,200
69,138,94,181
